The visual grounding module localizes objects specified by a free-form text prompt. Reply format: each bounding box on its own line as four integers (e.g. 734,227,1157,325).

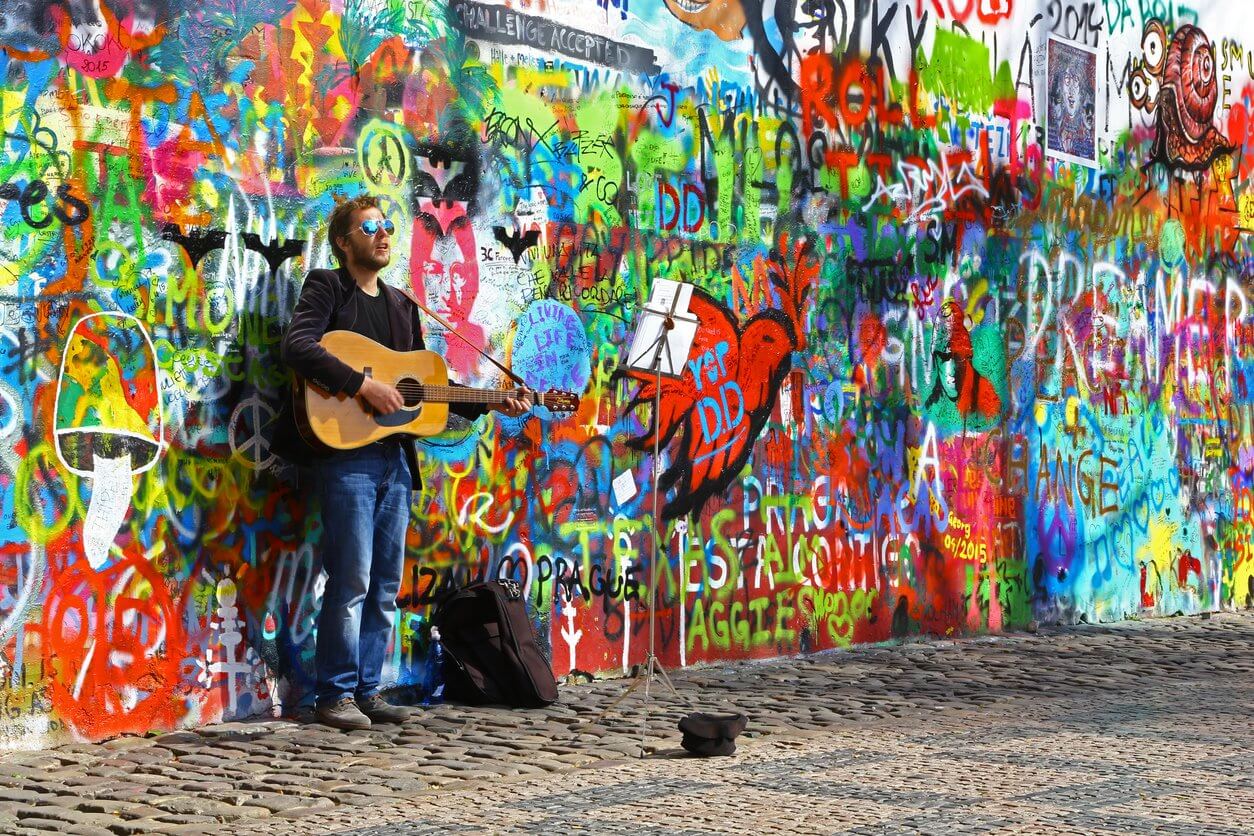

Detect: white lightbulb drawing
54,312,164,569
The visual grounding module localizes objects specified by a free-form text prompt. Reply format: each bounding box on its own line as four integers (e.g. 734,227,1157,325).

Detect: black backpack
431,580,559,707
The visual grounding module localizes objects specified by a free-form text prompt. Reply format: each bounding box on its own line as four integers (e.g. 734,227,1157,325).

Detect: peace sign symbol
229,396,276,471
360,122,408,189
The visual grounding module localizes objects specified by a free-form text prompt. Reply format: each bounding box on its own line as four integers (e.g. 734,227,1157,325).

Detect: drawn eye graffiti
1129,70,1160,113
1142,21,1166,73
1131,19,1168,116
1130,73,1147,108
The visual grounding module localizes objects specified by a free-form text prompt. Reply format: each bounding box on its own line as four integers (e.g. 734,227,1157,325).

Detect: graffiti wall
0,0,1250,746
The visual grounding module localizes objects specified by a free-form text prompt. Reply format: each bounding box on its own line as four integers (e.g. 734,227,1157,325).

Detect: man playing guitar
279,194,530,730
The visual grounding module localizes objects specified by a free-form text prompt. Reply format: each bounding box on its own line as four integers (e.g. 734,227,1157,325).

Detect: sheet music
625,308,698,377
624,278,699,377
647,278,693,315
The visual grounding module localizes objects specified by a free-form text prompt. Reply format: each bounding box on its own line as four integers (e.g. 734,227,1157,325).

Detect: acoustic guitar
295,330,579,450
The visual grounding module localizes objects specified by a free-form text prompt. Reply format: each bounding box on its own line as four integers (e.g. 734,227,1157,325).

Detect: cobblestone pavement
0,612,1250,835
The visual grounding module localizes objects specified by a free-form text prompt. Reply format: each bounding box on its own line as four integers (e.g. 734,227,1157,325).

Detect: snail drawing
1130,20,1234,171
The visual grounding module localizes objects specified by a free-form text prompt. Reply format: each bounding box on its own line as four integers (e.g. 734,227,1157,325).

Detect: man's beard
355,242,391,269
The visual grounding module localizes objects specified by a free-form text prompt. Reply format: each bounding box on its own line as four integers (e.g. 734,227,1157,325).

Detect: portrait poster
1046,35,1101,167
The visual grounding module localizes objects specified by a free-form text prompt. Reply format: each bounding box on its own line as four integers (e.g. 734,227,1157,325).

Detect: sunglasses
358,218,395,236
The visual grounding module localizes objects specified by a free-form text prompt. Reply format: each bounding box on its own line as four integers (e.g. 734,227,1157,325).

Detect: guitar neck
417,384,536,405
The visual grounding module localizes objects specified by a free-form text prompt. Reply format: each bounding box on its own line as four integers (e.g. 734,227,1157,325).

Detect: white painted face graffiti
423,233,466,320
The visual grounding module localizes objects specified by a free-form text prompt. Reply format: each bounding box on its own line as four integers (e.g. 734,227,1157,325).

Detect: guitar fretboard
395,382,536,405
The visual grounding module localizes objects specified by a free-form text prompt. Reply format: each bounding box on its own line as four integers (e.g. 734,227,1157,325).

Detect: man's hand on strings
359,377,405,415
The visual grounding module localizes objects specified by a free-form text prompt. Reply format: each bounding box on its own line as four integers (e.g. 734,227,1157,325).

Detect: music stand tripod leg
583,327,672,734
586,666,648,726
581,327,669,734
646,653,678,695
632,310,688,754
588,284,696,754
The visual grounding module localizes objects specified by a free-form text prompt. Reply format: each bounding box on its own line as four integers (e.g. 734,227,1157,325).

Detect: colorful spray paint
0,0,1250,745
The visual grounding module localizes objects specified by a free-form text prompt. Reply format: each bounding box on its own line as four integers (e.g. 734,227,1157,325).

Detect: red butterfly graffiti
620,236,815,521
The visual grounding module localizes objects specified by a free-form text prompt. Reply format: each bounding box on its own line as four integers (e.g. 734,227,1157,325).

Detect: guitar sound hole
396,377,424,408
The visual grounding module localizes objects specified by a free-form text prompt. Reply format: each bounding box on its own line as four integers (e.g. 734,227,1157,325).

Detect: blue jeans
312,442,411,706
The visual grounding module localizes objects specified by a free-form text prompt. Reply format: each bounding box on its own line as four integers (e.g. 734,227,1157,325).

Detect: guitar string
394,384,525,401
387,382,574,407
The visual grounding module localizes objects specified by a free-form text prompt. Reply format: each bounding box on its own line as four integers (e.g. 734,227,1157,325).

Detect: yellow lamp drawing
54,312,164,569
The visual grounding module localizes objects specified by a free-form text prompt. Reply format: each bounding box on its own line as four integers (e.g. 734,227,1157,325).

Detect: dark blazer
272,266,486,488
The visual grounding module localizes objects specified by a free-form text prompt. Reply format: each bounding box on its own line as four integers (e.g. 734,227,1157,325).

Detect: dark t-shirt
353,287,393,348
350,287,402,449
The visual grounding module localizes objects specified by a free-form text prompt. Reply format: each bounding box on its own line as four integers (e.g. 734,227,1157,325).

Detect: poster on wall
1045,34,1101,167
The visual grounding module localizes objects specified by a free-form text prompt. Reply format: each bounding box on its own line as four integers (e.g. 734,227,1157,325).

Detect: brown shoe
316,696,371,730
356,694,410,724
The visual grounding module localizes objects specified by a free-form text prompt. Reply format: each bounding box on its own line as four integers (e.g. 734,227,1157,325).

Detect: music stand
592,278,697,755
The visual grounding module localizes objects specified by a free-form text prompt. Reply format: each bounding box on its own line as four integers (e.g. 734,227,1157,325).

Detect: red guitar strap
395,284,529,388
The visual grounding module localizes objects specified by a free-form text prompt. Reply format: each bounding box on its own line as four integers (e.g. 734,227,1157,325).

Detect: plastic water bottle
428,625,445,702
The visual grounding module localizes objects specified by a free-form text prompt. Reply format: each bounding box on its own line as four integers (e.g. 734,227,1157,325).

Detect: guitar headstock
539,390,580,415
